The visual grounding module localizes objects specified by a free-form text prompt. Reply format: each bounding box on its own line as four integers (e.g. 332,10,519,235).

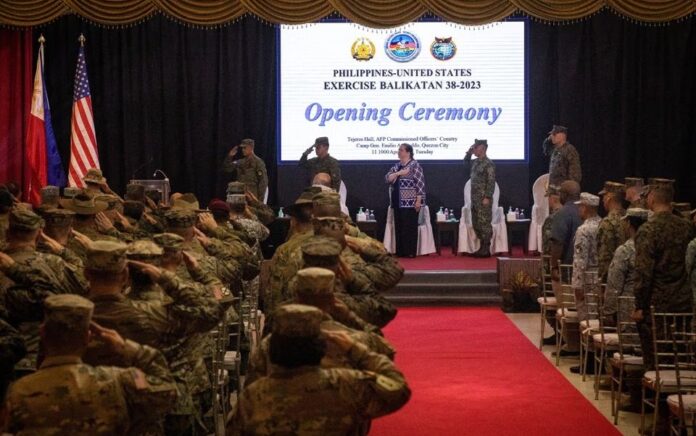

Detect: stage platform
385,247,535,306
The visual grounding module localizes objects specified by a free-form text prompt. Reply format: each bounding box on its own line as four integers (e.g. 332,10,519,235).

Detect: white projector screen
279,21,526,161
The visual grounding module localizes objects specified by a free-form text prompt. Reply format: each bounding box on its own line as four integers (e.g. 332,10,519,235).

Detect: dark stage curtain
33,14,277,203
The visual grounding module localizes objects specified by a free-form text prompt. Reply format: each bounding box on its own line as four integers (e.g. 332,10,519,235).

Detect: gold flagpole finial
78,33,86,46
38,34,45,44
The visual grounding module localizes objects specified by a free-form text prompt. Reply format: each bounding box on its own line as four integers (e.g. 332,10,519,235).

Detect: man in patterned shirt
544,125,582,186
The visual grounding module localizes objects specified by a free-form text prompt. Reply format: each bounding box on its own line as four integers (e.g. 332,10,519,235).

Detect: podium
129,179,171,206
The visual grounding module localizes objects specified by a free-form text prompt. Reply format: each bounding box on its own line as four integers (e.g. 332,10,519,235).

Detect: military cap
226,182,246,195
472,139,488,147
548,125,568,135
86,240,128,273
312,191,341,209
40,185,60,206
624,177,644,188
272,304,324,337
171,193,200,211
647,178,675,188
544,184,561,197
94,194,120,210
313,136,329,147
672,202,692,214
285,187,323,216
62,186,80,198
82,167,106,185
59,191,108,215
226,194,246,206
127,240,163,259
125,183,145,201
598,181,626,196
574,192,600,207
208,198,231,213
312,216,345,232
622,208,649,221
41,208,75,227
9,208,44,231
295,267,335,298
153,233,185,251
164,208,197,228
301,236,343,266
239,138,255,148
44,294,94,330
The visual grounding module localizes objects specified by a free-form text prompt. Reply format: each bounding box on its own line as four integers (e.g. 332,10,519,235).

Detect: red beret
208,199,230,214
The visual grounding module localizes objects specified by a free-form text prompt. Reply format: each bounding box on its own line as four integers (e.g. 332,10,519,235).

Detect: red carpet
398,247,530,271
371,308,621,436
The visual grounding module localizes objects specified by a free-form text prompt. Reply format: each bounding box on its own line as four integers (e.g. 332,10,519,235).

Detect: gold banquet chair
610,296,644,424
641,309,695,436
538,255,557,350
579,272,601,381
592,284,620,400
667,330,696,435
555,263,578,366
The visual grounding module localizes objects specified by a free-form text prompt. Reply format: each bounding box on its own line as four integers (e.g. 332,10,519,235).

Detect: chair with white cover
457,180,508,254
338,181,349,216
555,263,579,367
263,186,269,204
383,204,436,256
667,330,696,435
528,173,549,252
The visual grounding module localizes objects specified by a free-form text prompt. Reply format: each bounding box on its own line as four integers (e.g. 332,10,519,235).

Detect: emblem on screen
385,32,420,62
352,38,376,61
431,37,456,61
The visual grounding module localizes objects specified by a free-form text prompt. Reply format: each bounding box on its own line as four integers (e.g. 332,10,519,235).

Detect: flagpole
78,33,85,46
38,34,45,45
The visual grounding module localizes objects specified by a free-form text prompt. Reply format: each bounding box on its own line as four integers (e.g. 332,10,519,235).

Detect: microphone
131,157,153,180
152,169,169,181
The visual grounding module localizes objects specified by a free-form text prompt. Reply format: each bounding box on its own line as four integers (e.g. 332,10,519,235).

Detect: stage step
385,270,501,306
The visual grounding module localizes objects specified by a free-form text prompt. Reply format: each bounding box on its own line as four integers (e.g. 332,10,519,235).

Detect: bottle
369,210,375,221
444,208,450,221
507,207,516,222
436,207,445,222
515,208,520,219
357,207,366,222
278,207,285,218
520,209,526,219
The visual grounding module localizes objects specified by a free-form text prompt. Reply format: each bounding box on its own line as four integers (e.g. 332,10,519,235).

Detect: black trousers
394,207,418,257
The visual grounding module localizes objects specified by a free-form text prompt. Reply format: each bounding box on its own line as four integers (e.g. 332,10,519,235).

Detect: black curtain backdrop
33,11,696,236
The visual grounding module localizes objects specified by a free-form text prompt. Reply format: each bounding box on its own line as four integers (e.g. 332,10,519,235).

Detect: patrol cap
574,192,600,207
170,193,200,211
62,186,80,199
82,168,106,185
226,182,246,195
127,240,163,260
44,294,94,331
85,240,128,273
302,236,343,267
41,208,75,227
545,184,561,197
285,187,322,216
622,208,649,221
295,267,335,298
672,202,692,215
59,191,108,215
9,208,44,231
164,208,197,228
598,181,626,196
549,125,568,135
624,177,644,188
312,191,341,210
40,185,60,206
153,233,185,251
226,194,246,206
94,194,120,211
312,216,345,233
313,136,329,147
239,138,255,148
472,139,488,148
272,304,324,337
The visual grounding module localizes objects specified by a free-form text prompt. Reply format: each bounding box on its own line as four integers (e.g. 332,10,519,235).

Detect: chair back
670,330,696,415
616,296,641,358
558,263,575,315
540,255,554,303
464,180,471,208
650,309,694,381
531,174,549,220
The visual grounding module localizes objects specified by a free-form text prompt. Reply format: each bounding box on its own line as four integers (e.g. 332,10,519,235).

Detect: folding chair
667,330,696,435
641,309,694,436
610,296,644,424
592,284,620,399
537,255,557,350
555,263,578,366
211,297,243,435
579,272,601,381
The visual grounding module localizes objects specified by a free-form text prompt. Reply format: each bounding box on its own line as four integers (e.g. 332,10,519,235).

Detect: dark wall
27,11,696,219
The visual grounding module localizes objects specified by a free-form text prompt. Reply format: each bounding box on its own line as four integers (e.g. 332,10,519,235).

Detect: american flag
68,41,100,188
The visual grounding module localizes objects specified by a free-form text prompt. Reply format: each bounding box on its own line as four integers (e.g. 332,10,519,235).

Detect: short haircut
651,186,674,204
268,333,326,368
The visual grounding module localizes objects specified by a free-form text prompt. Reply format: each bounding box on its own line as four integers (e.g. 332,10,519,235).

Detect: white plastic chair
263,186,269,204
383,205,436,256
339,181,349,216
457,180,508,254
528,173,549,252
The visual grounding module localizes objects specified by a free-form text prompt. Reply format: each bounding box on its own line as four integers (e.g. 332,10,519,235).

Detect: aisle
370,307,621,436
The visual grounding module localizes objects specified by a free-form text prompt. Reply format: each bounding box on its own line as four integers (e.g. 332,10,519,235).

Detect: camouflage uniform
223,152,268,201
548,142,582,186
267,228,313,312
597,209,627,281
299,138,342,191
541,210,557,255
571,208,601,320
228,304,410,435
604,239,637,324
0,212,9,242
686,237,696,307
464,152,496,242
5,294,176,435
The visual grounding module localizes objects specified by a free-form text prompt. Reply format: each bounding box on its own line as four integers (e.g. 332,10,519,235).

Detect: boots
473,239,491,258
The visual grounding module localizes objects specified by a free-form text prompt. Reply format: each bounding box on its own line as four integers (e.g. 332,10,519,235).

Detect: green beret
9,208,44,231
153,233,185,251
41,208,75,227
164,209,197,228
44,294,94,330
273,304,324,337
127,240,163,259
86,240,128,273
295,267,335,298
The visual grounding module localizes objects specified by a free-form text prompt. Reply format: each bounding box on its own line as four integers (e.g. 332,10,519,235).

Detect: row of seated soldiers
0,168,408,434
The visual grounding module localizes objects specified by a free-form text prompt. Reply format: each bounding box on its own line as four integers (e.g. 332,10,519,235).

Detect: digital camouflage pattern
223,154,268,201
464,154,496,241
597,209,627,281
548,142,582,186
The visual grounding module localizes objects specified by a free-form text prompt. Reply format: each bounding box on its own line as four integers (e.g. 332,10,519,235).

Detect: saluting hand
128,260,163,282
38,231,64,254
89,321,126,355
197,212,218,231
95,212,115,233
0,252,16,271
71,229,93,249
323,330,355,353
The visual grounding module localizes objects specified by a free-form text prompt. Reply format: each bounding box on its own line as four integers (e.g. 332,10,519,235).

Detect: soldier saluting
464,139,496,258
223,138,268,201
299,136,342,191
